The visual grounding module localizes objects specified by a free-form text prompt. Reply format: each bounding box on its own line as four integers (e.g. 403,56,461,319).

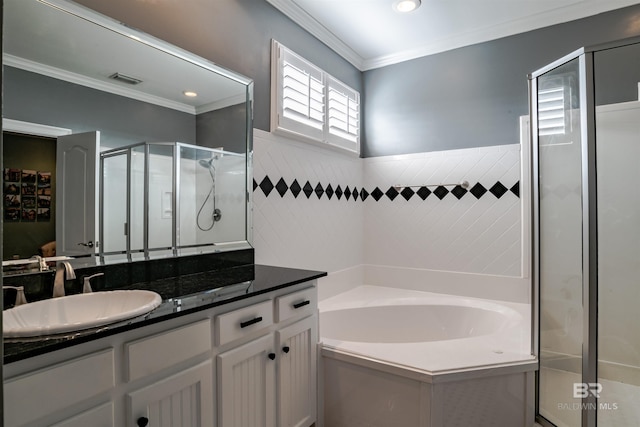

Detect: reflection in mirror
2,0,253,273
99,143,246,258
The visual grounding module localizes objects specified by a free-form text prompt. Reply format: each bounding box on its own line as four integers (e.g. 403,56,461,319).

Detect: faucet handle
31,255,49,272
3,285,27,306
15,287,27,306
82,273,104,293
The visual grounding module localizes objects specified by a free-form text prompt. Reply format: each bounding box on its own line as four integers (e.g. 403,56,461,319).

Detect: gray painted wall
5,66,252,153
594,41,640,106
14,1,640,158
196,104,248,154
363,4,640,157
4,67,196,148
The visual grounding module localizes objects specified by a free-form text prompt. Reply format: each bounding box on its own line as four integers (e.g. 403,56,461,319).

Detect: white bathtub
319,285,537,427
320,285,533,374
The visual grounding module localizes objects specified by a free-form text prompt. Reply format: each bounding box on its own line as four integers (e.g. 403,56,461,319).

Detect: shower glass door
536,57,584,427
595,41,640,427
534,36,640,427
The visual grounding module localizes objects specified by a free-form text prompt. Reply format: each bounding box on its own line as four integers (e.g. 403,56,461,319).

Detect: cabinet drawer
275,287,316,322
126,319,211,382
215,300,273,346
4,349,115,426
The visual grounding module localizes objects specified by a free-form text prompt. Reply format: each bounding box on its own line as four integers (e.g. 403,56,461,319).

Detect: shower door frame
531,35,640,427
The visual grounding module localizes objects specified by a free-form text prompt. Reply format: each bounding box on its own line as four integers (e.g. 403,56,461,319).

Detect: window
271,40,360,154
538,86,566,136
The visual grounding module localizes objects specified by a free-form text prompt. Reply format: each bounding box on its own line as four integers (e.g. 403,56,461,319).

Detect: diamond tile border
253,176,519,201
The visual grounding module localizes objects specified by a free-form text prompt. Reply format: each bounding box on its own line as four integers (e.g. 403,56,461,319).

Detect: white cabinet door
277,315,318,427
217,334,276,427
127,360,214,427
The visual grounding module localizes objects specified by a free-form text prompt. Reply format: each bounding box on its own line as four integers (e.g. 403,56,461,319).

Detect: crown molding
265,0,365,71
364,0,640,70
267,0,640,71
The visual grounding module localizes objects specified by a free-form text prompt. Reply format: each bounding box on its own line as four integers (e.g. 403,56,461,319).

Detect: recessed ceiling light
183,91,198,97
393,0,421,13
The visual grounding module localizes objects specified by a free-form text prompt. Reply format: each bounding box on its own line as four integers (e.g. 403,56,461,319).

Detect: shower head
198,158,214,169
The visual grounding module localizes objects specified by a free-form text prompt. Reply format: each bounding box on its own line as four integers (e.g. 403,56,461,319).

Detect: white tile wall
253,129,526,282
252,130,363,272
363,145,523,277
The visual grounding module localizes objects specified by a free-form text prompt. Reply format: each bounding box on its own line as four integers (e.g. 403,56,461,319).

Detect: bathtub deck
319,285,536,380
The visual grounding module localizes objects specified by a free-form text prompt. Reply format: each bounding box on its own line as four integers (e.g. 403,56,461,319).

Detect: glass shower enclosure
532,37,640,426
100,142,247,261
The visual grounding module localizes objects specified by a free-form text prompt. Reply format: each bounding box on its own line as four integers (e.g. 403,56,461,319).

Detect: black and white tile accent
254,176,520,202
252,129,524,277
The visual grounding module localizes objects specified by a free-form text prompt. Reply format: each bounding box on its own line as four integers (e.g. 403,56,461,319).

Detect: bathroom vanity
3,262,325,427
0,1,324,425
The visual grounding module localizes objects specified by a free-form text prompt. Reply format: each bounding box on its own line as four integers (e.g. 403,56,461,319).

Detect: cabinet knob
282,346,290,353
268,352,276,360
137,417,149,427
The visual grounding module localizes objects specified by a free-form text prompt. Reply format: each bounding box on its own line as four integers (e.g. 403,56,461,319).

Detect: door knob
137,417,149,427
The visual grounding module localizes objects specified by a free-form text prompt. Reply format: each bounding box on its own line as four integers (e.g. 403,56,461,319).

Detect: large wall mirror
2,0,253,273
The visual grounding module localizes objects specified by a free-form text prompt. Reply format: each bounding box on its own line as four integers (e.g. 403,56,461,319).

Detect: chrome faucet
53,261,76,298
82,273,104,293
3,286,27,306
31,255,49,272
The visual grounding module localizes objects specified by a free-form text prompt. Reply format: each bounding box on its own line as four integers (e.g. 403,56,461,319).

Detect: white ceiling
267,0,640,70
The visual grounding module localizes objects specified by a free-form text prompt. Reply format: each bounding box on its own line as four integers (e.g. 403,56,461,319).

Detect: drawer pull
292,300,310,309
268,353,276,360
282,346,290,353
240,316,263,328
137,417,149,427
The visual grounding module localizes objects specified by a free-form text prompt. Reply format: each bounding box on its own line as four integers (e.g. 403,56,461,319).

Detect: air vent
109,72,143,85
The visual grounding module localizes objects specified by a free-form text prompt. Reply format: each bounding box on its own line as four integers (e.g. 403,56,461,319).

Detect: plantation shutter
271,40,360,154
327,76,360,152
275,43,324,141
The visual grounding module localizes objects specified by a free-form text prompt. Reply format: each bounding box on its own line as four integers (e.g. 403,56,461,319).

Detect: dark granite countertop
3,264,326,364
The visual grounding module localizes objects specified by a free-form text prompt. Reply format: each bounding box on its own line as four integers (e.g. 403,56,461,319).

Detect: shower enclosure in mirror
100,143,247,260
2,0,253,271
532,37,640,427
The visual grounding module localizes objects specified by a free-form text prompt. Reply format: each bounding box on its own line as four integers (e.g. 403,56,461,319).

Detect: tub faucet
3,286,27,306
53,261,76,298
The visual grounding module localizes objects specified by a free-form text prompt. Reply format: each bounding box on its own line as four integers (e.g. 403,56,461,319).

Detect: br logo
573,383,602,399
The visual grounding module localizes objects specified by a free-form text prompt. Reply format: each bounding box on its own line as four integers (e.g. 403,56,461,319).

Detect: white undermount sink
3,290,162,338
